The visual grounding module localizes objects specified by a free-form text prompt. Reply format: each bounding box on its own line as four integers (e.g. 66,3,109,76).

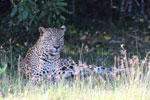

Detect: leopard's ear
39,27,46,35
60,25,66,32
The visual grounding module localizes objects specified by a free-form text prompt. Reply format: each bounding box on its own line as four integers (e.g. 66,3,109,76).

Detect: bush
10,0,71,31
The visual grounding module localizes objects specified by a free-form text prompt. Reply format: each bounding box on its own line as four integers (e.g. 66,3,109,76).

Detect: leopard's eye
60,25,66,30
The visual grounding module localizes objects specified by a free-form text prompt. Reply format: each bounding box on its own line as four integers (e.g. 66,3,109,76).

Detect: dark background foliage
0,0,150,68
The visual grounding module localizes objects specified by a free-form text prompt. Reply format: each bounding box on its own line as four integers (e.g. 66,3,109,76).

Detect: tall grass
1,45,150,100
0,75,150,100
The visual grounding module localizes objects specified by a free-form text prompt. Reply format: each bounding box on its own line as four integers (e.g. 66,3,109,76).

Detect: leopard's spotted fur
19,26,66,82
19,25,126,83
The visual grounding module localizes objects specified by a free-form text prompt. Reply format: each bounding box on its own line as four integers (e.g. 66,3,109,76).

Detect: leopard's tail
91,65,126,75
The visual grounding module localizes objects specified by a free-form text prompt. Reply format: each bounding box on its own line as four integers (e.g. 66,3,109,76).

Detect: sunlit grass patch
0,71,150,100
1,81,150,100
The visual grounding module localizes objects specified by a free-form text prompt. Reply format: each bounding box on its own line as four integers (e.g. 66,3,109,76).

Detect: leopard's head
38,25,66,56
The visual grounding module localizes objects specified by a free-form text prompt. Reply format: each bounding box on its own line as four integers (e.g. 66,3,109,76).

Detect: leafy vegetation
0,64,7,75
0,0,150,99
1,0,150,63
10,0,70,29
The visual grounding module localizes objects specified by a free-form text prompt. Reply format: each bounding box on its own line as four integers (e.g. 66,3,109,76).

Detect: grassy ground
1,46,150,100
0,72,150,100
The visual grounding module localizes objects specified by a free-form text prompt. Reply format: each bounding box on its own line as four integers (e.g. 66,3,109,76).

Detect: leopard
19,26,66,82
19,25,126,83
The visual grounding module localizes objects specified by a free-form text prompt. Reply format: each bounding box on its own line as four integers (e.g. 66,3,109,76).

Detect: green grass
1,46,150,100
0,74,150,100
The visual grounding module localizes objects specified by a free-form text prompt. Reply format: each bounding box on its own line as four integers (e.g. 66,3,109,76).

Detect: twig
80,43,84,61
134,0,140,7
72,0,76,16
128,0,133,13
118,0,126,26
134,28,139,55
9,38,13,70
18,55,21,80
140,0,149,24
